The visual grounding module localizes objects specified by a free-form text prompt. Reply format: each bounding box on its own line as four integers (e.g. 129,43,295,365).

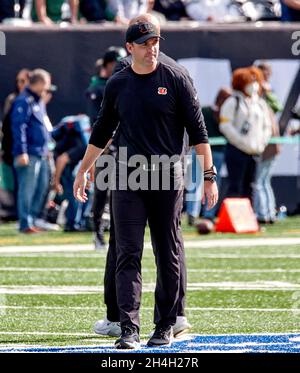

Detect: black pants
104,195,187,323
225,144,257,202
105,166,183,331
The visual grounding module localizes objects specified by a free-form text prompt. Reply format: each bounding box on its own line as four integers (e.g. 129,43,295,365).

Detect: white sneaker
148,316,191,339
34,219,60,231
173,316,191,337
94,317,121,337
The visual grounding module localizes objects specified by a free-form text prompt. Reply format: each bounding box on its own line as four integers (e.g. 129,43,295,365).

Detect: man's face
262,67,271,82
105,61,117,78
31,77,51,97
127,37,159,68
16,71,29,93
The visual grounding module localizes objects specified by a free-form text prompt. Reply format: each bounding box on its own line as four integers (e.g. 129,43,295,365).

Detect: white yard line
0,333,300,352
0,237,300,253
0,305,299,312
0,245,94,253
0,331,98,337
0,267,100,272
1,267,300,273
175,238,300,248
0,281,300,294
2,253,300,259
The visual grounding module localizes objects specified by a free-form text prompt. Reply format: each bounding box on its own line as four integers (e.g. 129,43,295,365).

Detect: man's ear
126,42,133,54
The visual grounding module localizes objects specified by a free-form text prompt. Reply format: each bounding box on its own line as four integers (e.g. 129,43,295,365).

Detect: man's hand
40,16,54,25
72,144,104,200
202,180,219,210
53,179,63,195
16,153,29,166
73,171,88,203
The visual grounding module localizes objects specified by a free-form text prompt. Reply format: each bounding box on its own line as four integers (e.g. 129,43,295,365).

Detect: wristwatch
204,174,217,183
204,165,217,176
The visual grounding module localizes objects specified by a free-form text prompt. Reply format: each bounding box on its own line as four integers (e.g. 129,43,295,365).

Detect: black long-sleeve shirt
89,62,208,160
114,52,194,155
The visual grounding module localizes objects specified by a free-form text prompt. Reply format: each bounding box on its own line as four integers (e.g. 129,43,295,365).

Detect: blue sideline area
1,333,300,353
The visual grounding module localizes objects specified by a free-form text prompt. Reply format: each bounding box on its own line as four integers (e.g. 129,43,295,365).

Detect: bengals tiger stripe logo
158,87,167,95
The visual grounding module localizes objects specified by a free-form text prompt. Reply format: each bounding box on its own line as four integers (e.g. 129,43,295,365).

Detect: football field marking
1,267,300,273
0,305,300,312
2,251,300,259
1,281,300,294
0,333,300,353
0,237,300,253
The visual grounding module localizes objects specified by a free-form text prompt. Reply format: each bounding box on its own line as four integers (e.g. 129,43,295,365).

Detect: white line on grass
1,333,300,352
0,237,300,253
0,267,100,272
1,267,300,273
1,281,300,294
0,305,300,312
2,254,300,259
0,331,101,337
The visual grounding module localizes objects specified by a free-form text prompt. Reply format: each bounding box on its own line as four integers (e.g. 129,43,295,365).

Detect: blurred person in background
152,0,187,20
0,0,26,22
1,69,30,221
184,0,239,22
280,0,300,21
79,0,110,23
219,67,273,203
185,87,231,226
256,62,283,114
252,64,282,224
3,69,30,118
200,87,232,220
11,69,52,233
32,84,61,231
86,47,127,124
2,69,30,168
52,115,90,232
86,46,126,249
86,58,105,124
31,0,78,24
108,0,154,25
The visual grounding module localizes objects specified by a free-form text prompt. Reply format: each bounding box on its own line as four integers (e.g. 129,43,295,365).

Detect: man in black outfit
94,14,192,339
74,15,218,349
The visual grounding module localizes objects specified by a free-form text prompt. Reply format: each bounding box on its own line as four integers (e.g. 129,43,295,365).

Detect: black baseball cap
126,22,164,44
103,46,127,66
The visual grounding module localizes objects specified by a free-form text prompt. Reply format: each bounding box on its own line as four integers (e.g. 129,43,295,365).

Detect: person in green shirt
31,0,78,24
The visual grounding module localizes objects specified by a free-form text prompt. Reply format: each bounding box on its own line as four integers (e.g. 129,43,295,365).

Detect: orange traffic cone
215,198,259,233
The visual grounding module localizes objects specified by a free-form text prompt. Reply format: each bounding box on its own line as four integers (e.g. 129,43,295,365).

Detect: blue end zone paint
1,333,300,353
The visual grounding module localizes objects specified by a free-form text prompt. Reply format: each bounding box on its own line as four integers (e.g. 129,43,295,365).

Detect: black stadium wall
0,22,299,124
0,22,300,212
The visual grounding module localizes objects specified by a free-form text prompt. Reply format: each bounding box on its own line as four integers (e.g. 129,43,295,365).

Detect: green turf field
1,215,300,246
0,217,300,348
